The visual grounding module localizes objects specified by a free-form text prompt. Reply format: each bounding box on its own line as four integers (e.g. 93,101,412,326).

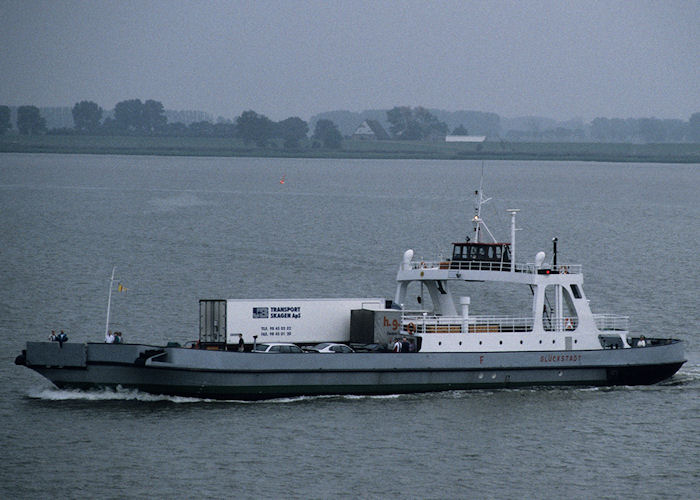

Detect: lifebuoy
407,322,415,334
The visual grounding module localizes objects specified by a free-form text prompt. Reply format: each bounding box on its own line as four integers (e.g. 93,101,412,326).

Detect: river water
1,154,698,499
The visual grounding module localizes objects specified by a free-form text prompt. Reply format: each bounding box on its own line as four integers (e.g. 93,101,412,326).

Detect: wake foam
28,386,209,403
27,387,405,404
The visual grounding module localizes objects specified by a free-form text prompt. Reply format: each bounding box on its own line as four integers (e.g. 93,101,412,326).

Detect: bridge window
452,244,511,263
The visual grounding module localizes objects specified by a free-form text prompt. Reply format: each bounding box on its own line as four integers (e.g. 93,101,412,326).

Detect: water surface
1,154,698,499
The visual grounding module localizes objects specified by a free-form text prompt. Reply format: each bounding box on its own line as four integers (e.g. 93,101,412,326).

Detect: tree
212,121,236,137
663,119,687,142
16,105,47,135
401,120,424,140
188,120,215,137
689,113,700,142
236,110,274,147
313,119,343,149
590,117,610,142
142,99,166,133
276,116,308,149
452,124,468,135
639,118,666,143
0,105,11,134
114,99,144,132
386,106,448,140
413,106,448,138
162,122,188,136
386,106,413,138
608,118,631,142
437,110,501,137
72,100,103,133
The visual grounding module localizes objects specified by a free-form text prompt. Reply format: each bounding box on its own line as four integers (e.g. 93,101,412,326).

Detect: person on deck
393,338,402,352
56,330,68,347
105,330,115,343
113,332,123,344
48,330,57,341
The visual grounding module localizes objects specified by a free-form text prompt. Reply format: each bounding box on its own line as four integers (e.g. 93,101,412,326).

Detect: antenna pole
105,266,116,340
473,188,481,242
507,209,520,272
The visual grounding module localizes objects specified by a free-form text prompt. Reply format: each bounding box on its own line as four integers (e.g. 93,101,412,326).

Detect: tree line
590,116,699,143
0,100,344,149
0,100,453,147
2,101,700,144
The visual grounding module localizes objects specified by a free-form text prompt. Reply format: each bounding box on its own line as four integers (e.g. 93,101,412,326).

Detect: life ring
560,266,568,274
407,322,415,334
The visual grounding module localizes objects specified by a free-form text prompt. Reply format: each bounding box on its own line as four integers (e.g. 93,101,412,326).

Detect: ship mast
472,163,497,243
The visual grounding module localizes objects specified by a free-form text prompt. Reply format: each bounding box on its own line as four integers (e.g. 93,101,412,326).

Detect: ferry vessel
15,183,686,399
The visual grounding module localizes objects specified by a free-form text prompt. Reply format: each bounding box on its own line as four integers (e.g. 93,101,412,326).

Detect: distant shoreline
1,134,698,164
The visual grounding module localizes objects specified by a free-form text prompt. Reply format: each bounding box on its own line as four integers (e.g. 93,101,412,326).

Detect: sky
1,0,698,122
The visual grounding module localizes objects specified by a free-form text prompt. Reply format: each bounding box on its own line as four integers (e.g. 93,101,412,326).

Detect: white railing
409,260,582,274
551,264,582,274
401,313,534,334
542,317,579,331
400,313,591,334
593,314,629,332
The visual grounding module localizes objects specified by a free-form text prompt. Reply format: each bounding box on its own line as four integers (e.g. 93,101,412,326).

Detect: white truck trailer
199,298,389,346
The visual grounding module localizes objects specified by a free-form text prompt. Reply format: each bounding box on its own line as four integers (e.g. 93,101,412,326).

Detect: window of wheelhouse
502,245,511,262
570,284,583,299
452,243,511,263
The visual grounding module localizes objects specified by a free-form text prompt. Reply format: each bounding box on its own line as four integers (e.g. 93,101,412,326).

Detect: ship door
199,300,227,343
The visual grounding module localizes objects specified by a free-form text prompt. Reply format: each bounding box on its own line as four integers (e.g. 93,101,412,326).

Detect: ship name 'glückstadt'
540,354,582,363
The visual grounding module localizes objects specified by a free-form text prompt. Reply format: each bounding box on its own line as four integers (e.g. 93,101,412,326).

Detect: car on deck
252,342,304,353
352,343,389,352
305,343,355,353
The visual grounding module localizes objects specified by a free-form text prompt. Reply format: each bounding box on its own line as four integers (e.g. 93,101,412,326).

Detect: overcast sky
1,0,698,121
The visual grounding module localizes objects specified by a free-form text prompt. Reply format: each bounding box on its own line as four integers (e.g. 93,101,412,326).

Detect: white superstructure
394,185,630,353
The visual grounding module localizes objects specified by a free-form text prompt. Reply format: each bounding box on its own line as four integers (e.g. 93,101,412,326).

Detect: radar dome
535,251,546,268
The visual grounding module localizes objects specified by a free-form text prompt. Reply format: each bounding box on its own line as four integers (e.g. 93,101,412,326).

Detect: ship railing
532,263,583,274
543,317,579,331
401,313,534,334
409,261,582,274
593,314,630,332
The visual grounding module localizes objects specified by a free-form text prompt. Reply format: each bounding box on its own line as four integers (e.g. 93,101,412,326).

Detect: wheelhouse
452,242,511,263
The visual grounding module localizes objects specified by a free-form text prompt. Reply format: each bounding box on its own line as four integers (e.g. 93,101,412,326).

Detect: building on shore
352,120,390,140
445,135,487,143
